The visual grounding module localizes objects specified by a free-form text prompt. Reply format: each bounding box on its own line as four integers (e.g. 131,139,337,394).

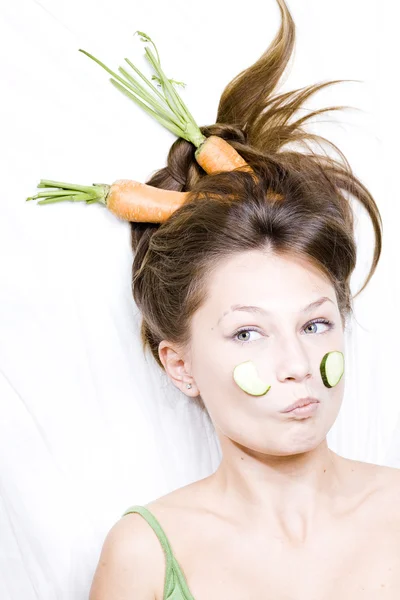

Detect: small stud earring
186,383,192,389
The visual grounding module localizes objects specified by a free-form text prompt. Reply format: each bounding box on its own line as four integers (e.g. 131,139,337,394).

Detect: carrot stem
36,179,99,193
117,65,170,114
33,190,84,198
78,31,206,148
117,66,185,129
123,56,173,113
26,180,110,206
143,47,183,118
143,45,198,133
79,48,165,116
37,193,92,204
108,79,184,138
135,31,161,64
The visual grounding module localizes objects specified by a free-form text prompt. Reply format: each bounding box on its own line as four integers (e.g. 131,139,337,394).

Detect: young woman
87,0,400,598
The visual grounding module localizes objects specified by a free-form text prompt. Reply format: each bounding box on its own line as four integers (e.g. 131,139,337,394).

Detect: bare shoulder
369,463,400,550
353,459,400,522
362,460,400,494
375,462,400,502
89,512,160,600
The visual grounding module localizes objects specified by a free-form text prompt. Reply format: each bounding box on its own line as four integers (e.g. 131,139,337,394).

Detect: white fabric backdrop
1,0,399,598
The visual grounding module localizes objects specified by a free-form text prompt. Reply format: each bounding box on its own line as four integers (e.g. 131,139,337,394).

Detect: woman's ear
158,341,197,395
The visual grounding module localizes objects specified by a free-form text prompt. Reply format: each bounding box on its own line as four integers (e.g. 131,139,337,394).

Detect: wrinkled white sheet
0,0,399,598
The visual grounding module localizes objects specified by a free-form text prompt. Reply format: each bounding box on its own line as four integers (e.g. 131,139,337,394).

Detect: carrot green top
121,505,196,600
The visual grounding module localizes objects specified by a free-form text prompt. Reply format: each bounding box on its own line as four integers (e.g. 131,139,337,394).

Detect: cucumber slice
320,351,344,388
233,360,271,396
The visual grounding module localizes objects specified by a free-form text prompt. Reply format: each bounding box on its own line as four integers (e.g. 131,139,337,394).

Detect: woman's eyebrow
217,296,334,326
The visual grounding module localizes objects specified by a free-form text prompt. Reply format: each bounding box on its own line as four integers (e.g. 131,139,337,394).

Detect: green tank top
121,505,196,600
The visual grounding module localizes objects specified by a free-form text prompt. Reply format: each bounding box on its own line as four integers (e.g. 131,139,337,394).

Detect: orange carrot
106,179,188,222
195,135,253,175
26,179,190,223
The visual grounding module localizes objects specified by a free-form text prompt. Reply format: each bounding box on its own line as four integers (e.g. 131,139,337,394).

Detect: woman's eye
232,319,334,345
234,328,262,344
303,319,333,335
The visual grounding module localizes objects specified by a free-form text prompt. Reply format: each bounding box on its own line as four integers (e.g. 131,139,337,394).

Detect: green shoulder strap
121,505,196,600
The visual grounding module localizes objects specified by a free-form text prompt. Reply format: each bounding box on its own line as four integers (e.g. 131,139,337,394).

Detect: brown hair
130,0,382,411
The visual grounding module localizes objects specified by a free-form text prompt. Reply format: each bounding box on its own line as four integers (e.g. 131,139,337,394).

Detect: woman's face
187,249,345,456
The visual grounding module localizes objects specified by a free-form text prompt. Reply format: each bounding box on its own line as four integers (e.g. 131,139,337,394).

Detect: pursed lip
280,397,320,413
